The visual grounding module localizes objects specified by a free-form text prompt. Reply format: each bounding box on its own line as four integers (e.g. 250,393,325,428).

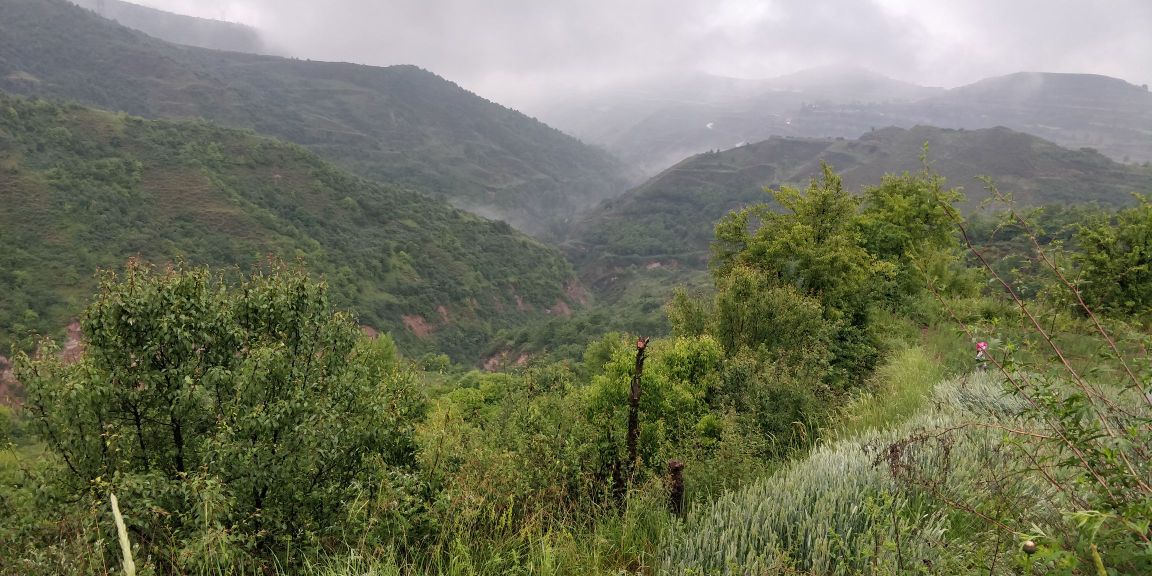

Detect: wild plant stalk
110,492,136,576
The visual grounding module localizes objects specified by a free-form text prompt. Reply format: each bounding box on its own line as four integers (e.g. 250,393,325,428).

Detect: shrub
15,261,426,568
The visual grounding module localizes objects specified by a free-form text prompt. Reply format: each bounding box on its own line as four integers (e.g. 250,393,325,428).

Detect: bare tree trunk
625,337,649,483
667,459,685,517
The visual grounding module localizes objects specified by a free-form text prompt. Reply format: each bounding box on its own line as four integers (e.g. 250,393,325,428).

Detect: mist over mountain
3,0,1149,349
540,68,1152,176
538,66,938,175
6,1,1152,573
68,0,268,53
767,65,945,101
0,0,632,236
114,0,1152,115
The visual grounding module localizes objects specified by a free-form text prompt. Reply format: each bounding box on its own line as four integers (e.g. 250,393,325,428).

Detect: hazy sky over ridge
126,0,1152,109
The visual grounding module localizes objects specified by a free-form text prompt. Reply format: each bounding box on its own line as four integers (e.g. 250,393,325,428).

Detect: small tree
17,261,425,566
713,164,875,320
1074,197,1152,319
710,164,882,389
857,167,970,302
584,335,720,484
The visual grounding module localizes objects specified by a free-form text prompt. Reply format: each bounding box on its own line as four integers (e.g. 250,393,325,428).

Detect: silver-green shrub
662,372,1029,575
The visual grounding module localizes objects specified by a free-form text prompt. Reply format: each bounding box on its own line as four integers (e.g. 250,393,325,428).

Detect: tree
710,164,881,389
584,335,721,482
16,261,425,566
1075,198,1152,318
713,164,877,321
857,168,969,302
712,264,833,364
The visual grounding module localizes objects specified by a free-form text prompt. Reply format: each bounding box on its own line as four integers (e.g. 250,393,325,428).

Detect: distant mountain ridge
539,67,1152,176
896,72,1152,164
767,64,945,102
0,0,632,236
0,92,580,361
68,0,268,54
567,125,1152,287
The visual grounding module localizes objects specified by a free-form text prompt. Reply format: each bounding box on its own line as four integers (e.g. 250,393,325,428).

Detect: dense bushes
1074,197,1152,318
704,165,970,393
15,263,426,568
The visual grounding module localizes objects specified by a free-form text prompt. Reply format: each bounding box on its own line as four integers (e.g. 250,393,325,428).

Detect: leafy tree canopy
16,262,426,565
1075,197,1152,318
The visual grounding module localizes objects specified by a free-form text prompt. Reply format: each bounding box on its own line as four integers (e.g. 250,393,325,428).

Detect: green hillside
569,125,1152,275
0,0,631,236
0,93,578,360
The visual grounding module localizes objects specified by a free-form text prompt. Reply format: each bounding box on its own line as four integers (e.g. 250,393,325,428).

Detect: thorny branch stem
986,184,1151,411
932,206,1122,503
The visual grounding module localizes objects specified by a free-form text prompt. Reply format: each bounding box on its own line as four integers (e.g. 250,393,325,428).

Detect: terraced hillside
540,68,1152,176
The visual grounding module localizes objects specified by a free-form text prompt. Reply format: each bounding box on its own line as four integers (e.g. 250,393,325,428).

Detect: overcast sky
129,0,1152,110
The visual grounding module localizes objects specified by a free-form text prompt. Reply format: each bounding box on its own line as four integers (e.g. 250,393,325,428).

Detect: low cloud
130,0,1152,109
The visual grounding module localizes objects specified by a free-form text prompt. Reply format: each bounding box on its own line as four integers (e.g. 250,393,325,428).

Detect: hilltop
896,72,1152,163
67,0,268,54
0,0,632,236
0,93,579,360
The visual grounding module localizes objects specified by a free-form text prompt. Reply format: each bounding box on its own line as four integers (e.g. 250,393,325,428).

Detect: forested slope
0,93,577,359
67,0,268,54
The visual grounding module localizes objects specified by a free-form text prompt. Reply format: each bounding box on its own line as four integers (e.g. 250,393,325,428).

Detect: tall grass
831,345,944,439
276,488,673,576
662,372,1035,575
